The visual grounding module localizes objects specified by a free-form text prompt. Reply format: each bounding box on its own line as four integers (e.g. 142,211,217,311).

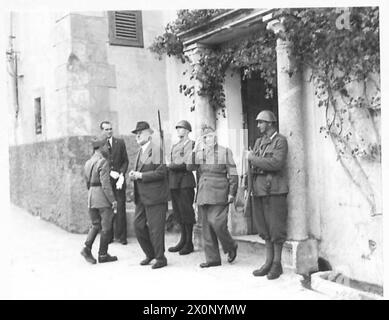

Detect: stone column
183,43,216,249
267,18,318,275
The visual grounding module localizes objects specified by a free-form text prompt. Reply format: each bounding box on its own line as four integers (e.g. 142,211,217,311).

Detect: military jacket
250,132,289,196
84,153,116,208
187,144,238,205
168,138,196,189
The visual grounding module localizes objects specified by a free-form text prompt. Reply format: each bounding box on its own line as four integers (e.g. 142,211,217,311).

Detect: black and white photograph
0,0,387,304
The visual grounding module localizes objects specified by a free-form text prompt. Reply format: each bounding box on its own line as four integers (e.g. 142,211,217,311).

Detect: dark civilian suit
107,137,129,243
133,141,169,262
84,153,116,255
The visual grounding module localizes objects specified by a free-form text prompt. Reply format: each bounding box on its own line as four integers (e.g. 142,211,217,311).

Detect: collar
141,140,151,153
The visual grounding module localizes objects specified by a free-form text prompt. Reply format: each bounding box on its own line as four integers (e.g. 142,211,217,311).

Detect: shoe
152,259,167,269
227,244,238,263
140,257,154,266
120,240,128,245
179,243,194,255
168,225,186,252
199,261,221,268
80,247,97,264
98,253,118,263
267,262,283,280
253,263,272,277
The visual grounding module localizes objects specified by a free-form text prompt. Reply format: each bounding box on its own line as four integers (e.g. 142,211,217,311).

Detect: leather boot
267,243,283,280
253,240,274,276
179,224,194,255
168,224,186,252
98,253,118,263
80,247,97,264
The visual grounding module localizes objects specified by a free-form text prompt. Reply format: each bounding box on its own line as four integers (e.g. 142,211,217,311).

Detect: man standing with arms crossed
100,121,129,245
245,110,289,280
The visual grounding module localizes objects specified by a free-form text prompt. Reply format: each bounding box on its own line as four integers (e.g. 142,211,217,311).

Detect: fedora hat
131,121,154,134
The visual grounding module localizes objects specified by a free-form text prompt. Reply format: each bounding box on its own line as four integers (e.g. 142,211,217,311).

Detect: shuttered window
108,11,144,47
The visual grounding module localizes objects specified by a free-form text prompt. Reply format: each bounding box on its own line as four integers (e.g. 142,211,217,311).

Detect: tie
107,139,112,153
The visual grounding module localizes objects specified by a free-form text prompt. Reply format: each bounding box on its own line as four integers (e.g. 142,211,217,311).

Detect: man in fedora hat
100,121,129,245
129,121,169,269
167,120,196,255
187,125,238,268
81,137,118,264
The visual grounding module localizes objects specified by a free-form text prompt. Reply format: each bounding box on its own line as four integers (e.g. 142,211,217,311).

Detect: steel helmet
256,110,277,122
175,120,192,132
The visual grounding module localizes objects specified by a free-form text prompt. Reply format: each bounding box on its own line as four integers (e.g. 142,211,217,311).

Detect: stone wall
9,135,138,233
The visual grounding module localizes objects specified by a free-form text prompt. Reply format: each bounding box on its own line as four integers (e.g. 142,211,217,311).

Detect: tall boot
267,242,283,280
179,224,194,255
98,231,117,263
168,224,186,252
253,240,274,276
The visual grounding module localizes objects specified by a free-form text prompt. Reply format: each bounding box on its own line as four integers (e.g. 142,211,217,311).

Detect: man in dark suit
167,120,196,255
81,137,118,264
129,121,169,269
100,121,129,245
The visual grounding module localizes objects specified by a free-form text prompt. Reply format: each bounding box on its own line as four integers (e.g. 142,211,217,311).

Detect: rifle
243,152,254,219
158,110,165,163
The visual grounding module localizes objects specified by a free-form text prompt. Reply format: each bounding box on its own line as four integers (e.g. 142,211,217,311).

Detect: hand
228,194,235,204
110,170,120,179
132,171,142,180
129,170,136,181
116,174,124,189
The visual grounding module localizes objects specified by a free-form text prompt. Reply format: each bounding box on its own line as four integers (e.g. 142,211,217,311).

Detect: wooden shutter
108,11,144,47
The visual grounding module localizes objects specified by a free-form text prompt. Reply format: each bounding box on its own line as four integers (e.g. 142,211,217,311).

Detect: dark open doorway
241,71,278,234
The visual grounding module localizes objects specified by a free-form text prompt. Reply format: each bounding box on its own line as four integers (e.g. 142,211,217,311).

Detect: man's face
135,129,151,146
204,133,216,148
257,120,270,135
101,123,113,139
176,127,189,140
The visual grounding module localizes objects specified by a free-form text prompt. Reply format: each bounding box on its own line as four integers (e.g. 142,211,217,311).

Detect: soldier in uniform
129,121,169,269
187,125,238,268
245,110,288,280
167,120,196,255
81,137,118,264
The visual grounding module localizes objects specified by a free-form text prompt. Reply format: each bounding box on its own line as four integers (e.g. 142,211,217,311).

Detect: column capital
266,17,285,35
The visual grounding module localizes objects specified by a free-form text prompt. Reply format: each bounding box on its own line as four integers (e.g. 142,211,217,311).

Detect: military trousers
171,188,196,225
134,201,167,261
199,204,236,263
85,207,114,255
253,195,288,244
110,178,127,242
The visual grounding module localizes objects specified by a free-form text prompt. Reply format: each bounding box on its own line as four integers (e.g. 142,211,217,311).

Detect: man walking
187,125,238,268
129,121,169,269
245,110,288,280
81,137,118,264
100,121,129,245
167,120,196,255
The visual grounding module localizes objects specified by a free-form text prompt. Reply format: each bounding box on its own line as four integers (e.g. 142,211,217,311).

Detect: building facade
7,9,382,287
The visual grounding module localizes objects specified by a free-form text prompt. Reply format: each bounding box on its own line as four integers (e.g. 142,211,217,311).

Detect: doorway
241,71,278,234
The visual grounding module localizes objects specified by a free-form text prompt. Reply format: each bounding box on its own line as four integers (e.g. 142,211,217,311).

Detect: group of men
80,110,289,280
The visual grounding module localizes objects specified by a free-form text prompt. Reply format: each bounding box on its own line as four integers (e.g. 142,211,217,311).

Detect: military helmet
256,110,277,122
175,120,192,132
